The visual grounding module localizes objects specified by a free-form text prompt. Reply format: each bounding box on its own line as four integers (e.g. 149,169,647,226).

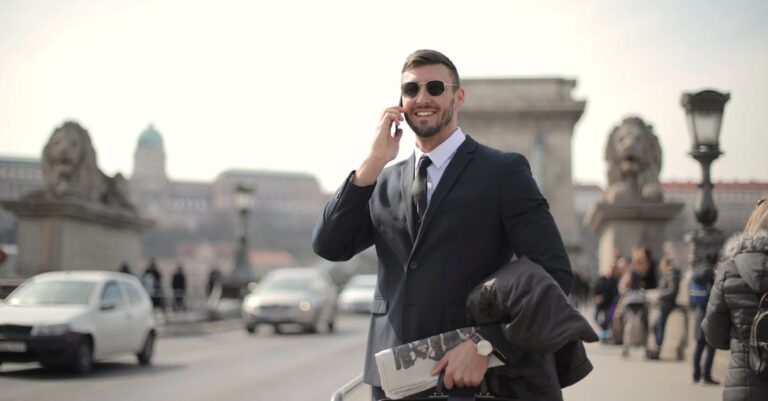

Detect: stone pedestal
685,227,727,266
1,199,153,278
460,78,586,260
586,202,683,274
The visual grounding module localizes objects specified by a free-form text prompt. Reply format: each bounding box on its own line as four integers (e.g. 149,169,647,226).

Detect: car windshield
347,276,376,288
6,280,96,306
261,276,316,291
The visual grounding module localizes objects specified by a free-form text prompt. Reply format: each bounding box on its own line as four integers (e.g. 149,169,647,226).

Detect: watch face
476,340,493,356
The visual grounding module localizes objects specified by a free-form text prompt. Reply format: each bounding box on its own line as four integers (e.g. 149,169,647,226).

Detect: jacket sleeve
311,171,376,261
500,154,573,294
702,265,731,350
658,270,680,303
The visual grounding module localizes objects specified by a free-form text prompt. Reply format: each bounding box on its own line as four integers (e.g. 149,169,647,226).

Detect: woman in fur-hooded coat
702,199,768,401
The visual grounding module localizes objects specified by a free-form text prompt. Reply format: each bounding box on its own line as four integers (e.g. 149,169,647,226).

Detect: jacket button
409,261,418,269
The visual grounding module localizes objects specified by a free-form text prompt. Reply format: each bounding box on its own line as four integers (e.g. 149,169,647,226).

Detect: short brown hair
402,49,460,88
744,198,768,234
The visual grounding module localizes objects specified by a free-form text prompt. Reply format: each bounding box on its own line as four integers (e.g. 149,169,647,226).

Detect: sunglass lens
426,81,446,96
402,82,420,98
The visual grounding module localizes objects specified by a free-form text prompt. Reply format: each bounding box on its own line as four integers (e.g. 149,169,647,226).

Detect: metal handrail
330,373,364,401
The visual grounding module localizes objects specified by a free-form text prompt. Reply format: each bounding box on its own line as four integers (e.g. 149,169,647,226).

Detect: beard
406,98,455,138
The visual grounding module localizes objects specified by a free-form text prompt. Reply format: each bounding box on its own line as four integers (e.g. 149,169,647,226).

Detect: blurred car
0,271,156,373
337,274,377,314
241,267,337,334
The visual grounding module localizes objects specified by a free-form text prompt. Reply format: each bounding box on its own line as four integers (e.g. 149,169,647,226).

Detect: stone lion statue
604,116,663,203
29,121,135,211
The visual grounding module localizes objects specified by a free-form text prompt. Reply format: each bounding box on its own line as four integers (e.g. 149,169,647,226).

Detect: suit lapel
412,136,478,248
401,152,417,242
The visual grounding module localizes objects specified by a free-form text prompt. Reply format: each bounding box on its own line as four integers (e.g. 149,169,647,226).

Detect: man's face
401,64,463,139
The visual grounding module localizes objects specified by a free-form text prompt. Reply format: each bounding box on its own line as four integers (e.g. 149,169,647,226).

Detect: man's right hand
353,106,404,186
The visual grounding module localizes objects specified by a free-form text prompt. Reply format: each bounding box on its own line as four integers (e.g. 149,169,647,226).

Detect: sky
1,0,767,193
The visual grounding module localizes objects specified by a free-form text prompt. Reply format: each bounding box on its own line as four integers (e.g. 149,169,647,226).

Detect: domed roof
138,124,164,148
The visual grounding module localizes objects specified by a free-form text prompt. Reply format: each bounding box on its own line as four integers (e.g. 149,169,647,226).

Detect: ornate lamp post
224,184,255,298
681,89,730,264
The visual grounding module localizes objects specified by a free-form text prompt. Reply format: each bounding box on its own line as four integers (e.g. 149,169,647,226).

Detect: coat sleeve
312,171,376,261
702,265,731,350
500,154,573,294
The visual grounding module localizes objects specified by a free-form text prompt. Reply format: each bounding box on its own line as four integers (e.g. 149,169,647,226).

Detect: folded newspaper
375,327,504,399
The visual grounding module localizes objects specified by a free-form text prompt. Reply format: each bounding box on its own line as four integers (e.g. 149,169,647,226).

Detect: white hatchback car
0,270,156,373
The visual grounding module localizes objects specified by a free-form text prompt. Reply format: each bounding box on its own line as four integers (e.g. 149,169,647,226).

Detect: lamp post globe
681,89,730,265
227,184,255,298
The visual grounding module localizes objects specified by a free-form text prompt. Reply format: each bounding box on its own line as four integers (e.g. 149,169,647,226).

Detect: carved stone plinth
1,199,153,278
685,227,727,267
586,202,683,273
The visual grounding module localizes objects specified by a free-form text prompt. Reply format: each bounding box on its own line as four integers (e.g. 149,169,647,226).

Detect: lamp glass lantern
680,89,730,152
234,185,253,213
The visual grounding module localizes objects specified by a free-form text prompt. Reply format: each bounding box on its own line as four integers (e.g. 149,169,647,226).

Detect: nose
414,83,430,103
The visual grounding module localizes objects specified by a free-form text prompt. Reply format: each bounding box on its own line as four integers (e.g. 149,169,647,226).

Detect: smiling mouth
415,110,436,117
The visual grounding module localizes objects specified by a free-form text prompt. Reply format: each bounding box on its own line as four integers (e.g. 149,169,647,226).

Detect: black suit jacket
312,135,572,389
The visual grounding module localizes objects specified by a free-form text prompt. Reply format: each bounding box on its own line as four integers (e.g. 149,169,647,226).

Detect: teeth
416,111,434,116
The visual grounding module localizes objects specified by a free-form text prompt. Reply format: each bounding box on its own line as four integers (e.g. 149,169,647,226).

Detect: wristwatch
471,333,493,357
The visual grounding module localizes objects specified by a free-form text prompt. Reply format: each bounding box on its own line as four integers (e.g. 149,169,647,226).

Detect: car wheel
137,332,155,365
245,323,257,334
304,321,318,334
72,338,93,374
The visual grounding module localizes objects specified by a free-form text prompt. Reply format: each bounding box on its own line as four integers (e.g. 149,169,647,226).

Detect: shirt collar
414,128,466,170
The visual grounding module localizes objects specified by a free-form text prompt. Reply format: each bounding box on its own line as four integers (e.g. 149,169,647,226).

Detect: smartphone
393,97,403,135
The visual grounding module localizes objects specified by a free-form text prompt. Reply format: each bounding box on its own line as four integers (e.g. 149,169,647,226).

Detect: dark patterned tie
411,155,432,228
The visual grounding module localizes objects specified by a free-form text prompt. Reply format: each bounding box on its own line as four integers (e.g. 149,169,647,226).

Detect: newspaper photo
374,327,504,399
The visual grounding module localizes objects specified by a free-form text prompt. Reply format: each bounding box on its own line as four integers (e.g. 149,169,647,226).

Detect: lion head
604,117,663,203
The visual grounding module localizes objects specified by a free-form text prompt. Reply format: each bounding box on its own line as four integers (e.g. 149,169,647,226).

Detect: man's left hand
431,339,489,389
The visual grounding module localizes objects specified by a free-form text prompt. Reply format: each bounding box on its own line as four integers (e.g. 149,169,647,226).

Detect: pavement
155,298,243,337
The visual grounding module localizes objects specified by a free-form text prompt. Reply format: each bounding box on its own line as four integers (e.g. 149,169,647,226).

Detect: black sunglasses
401,80,458,98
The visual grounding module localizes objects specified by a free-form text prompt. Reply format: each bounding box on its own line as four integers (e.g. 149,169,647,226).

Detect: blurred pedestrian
691,253,718,385
171,264,187,312
207,265,222,296
648,257,681,359
118,261,133,275
614,245,656,347
593,258,621,342
571,271,590,308
703,198,768,399
142,258,165,314
620,245,658,292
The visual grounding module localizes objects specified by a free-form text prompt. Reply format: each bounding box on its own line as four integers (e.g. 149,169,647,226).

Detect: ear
454,87,465,111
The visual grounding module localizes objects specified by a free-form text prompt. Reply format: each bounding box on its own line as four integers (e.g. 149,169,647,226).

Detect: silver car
337,274,377,314
241,267,337,334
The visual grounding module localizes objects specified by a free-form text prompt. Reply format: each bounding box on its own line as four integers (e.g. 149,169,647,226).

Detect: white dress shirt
413,128,467,204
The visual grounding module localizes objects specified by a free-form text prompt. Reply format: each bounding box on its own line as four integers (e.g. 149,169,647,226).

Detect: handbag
384,372,520,401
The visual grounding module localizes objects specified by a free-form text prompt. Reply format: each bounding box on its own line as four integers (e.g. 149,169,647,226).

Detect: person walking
207,265,222,296
691,253,719,385
703,199,768,399
171,264,187,312
142,258,165,314
593,259,621,342
648,257,681,359
313,49,573,400
118,261,133,275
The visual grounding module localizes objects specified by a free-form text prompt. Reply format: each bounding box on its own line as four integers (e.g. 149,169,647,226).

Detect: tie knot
417,155,432,172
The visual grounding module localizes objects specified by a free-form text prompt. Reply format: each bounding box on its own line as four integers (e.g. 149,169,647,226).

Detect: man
171,264,187,312
313,49,572,400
